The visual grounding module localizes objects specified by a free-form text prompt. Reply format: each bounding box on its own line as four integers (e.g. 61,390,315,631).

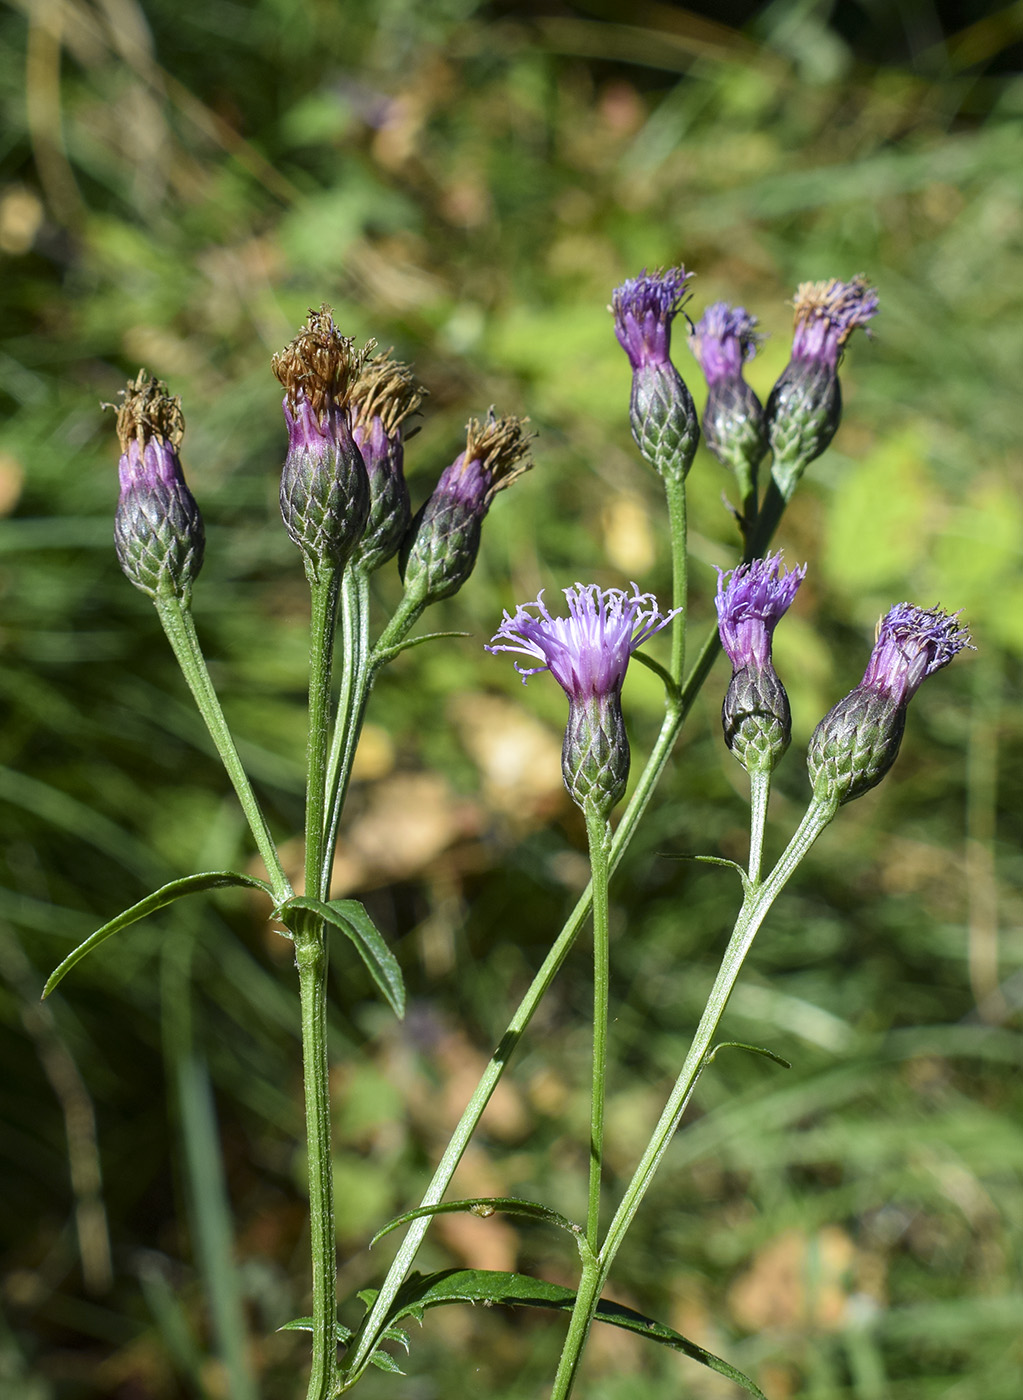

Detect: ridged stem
298,569,343,1400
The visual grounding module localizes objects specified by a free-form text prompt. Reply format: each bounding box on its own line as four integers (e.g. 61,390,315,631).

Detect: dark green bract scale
115,475,205,602
400,498,484,605
279,433,369,582
629,362,700,480
703,377,767,494
562,694,630,818
722,664,792,777
806,688,906,806
766,363,841,498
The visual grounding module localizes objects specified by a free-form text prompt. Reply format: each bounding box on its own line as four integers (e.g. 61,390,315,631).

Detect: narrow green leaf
276,896,405,1019
370,1197,585,1250
375,630,471,666
663,853,751,892
43,871,275,997
358,1269,765,1398
707,1041,792,1070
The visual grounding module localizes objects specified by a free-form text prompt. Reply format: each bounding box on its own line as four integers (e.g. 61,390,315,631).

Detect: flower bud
807,603,972,808
715,554,805,777
487,582,679,818
399,412,531,607
722,664,793,776
766,277,878,499
113,371,205,603
350,353,425,573
689,303,766,513
611,268,700,480
562,694,630,817
271,306,371,581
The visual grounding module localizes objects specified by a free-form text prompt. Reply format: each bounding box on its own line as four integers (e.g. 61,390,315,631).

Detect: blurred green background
1,0,1021,1396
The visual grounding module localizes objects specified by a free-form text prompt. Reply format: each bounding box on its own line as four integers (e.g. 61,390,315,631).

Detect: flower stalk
551,794,840,1400
584,808,612,1254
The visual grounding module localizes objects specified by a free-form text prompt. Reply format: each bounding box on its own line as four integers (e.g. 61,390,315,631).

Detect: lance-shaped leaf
351,1268,766,1397
44,871,275,997
275,895,405,1019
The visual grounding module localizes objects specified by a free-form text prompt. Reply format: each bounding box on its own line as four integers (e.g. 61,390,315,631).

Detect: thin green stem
305,572,342,902
550,796,839,1397
584,808,612,1253
747,768,772,888
550,1255,603,1400
298,569,343,1400
296,929,336,1400
662,471,688,684
369,591,426,670
153,597,291,903
340,486,791,1387
321,568,371,896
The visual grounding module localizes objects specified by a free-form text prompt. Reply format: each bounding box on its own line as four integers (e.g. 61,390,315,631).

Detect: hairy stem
748,768,772,888
299,570,344,1400
662,471,688,684
153,597,290,903
321,567,371,896
584,809,612,1252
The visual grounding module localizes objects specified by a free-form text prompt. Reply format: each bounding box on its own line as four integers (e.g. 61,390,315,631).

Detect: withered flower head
272,306,372,580
113,370,204,603
350,353,426,573
399,411,533,607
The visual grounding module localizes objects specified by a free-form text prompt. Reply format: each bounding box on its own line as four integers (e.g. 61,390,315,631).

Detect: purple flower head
272,306,373,577
281,392,347,458
113,371,205,601
715,553,806,671
272,305,368,424
489,582,678,814
434,412,532,513
807,602,971,808
351,353,425,468
790,276,879,372
399,412,532,606
860,603,973,709
350,353,424,572
487,583,678,701
115,373,186,495
689,303,762,386
611,266,693,370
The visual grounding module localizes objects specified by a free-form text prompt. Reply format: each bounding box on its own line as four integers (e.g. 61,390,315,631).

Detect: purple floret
860,603,973,707
790,276,879,371
690,303,762,385
611,267,693,369
487,583,678,700
715,553,806,670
